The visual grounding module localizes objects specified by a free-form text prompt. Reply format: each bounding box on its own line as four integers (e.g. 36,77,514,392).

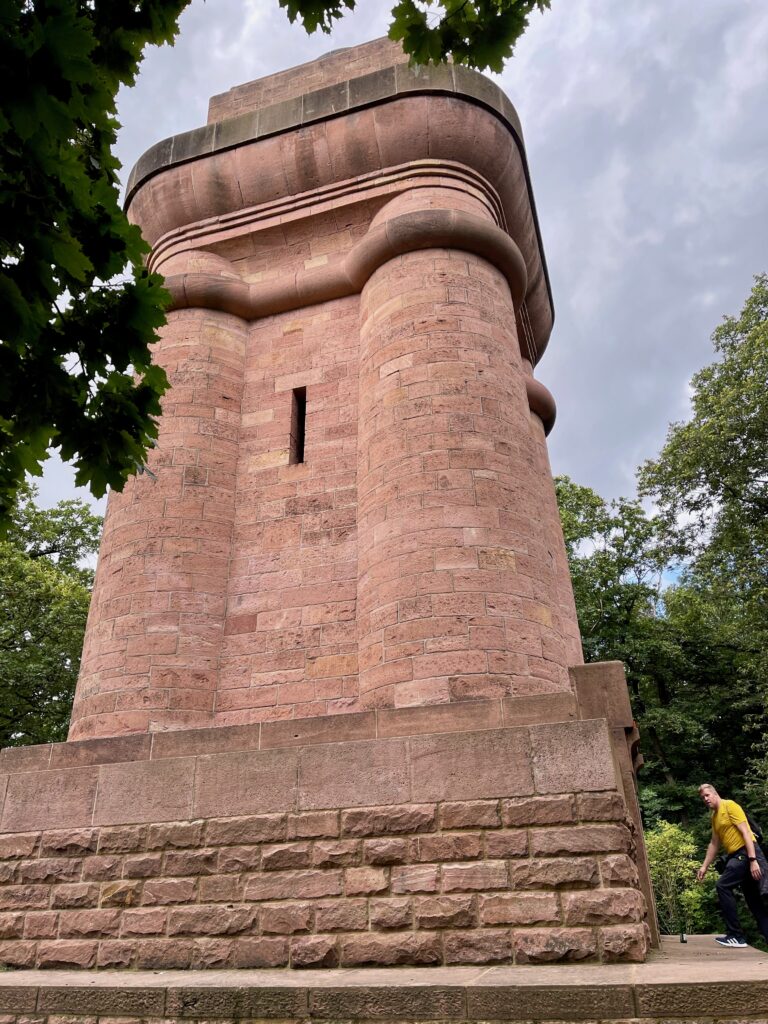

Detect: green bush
646,819,716,935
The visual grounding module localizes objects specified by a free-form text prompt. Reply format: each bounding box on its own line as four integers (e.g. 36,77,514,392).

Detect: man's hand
696,865,708,882
750,859,762,882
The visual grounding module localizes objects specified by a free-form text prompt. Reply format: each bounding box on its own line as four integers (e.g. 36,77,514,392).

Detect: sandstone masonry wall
0,792,645,971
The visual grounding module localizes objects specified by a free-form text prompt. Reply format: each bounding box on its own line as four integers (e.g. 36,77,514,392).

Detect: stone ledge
0,694,579,776
0,938,765,1020
125,62,523,206
0,719,617,833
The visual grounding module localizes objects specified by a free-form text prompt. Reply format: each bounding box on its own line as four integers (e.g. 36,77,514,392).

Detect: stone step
0,936,765,1022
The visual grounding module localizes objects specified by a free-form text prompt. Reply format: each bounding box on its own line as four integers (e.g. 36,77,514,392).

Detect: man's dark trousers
716,849,768,940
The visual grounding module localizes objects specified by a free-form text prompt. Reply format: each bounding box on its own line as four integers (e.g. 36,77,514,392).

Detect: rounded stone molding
525,377,557,435
162,207,528,321
126,79,554,360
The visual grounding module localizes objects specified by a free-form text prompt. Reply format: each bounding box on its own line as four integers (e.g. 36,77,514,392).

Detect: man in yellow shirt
697,783,768,948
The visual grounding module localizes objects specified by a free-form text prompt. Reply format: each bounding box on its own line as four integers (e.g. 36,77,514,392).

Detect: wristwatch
748,856,757,862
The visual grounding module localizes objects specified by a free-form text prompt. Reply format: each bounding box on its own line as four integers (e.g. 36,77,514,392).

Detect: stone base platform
0,669,660,971
0,937,765,1022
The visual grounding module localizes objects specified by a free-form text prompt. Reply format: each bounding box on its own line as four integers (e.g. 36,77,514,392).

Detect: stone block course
0,784,647,968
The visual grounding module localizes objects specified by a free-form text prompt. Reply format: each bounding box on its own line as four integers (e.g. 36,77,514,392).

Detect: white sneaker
715,934,748,947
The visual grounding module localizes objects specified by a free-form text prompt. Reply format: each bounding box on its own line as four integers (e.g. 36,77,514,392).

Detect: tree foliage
0,485,101,746
0,0,549,527
556,475,766,828
556,274,768,831
278,1,550,71
0,0,181,525
639,273,768,754
645,820,716,935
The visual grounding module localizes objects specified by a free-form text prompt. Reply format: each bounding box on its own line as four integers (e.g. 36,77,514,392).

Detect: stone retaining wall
0,790,647,970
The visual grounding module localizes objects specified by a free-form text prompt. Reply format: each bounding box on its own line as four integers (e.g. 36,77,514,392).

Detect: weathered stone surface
167,905,257,935
36,940,98,968
530,720,615,794
341,805,436,837
99,881,141,908
290,934,339,968
120,908,167,936
206,813,287,846
369,897,412,930
234,936,289,967
479,893,559,926
600,922,648,962
0,939,36,967
312,839,360,867
601,853,641,888
141,878,198,905
562,888,645,926
261,842,312,871
414,895,475,928
512,926,598,963
508,856,600,890
502,795,576,827
340,931,442,966
363,837,410,865
39,829,97,856
443,928,512,964
245,869,343,902
530,824,632,856
391,864,440,894
261,902,314,935
442,861,507,892
416,832,483,862
344,866,389,896
58,909,121,938
315,899,368,932
467,979,634,1018
287,810,339,839
50,883,99,909
578,791,628,821
440,800,501,830
484,830,528,858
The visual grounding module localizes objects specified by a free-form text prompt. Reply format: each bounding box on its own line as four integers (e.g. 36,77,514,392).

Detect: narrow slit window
289,386,306,464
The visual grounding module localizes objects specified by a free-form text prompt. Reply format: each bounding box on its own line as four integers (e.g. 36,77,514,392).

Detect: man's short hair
699,782,717,793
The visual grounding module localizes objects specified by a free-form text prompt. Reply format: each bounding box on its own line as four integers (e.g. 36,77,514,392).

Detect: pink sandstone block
298,739,410,810
261,712,376,749
93,759,194,825
529,720,616,794
150,723,262,760
194,749,298,819
1,769,97,832
410,729,533,802
49,734,151,769
376,700,502,738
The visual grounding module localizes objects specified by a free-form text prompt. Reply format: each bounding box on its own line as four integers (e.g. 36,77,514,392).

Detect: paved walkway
1,937,766,1020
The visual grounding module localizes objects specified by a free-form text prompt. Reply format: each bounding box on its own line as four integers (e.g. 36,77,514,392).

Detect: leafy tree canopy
0,484,101,746
557,274,768,830
279,1,550,71
0,0,549,527
639,274,768,549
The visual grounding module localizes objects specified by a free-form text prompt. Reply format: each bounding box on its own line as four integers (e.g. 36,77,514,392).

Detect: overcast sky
38,0,768,510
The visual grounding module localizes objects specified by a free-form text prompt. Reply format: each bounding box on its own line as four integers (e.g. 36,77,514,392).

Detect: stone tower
0,40,656,970
73,38,578,739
